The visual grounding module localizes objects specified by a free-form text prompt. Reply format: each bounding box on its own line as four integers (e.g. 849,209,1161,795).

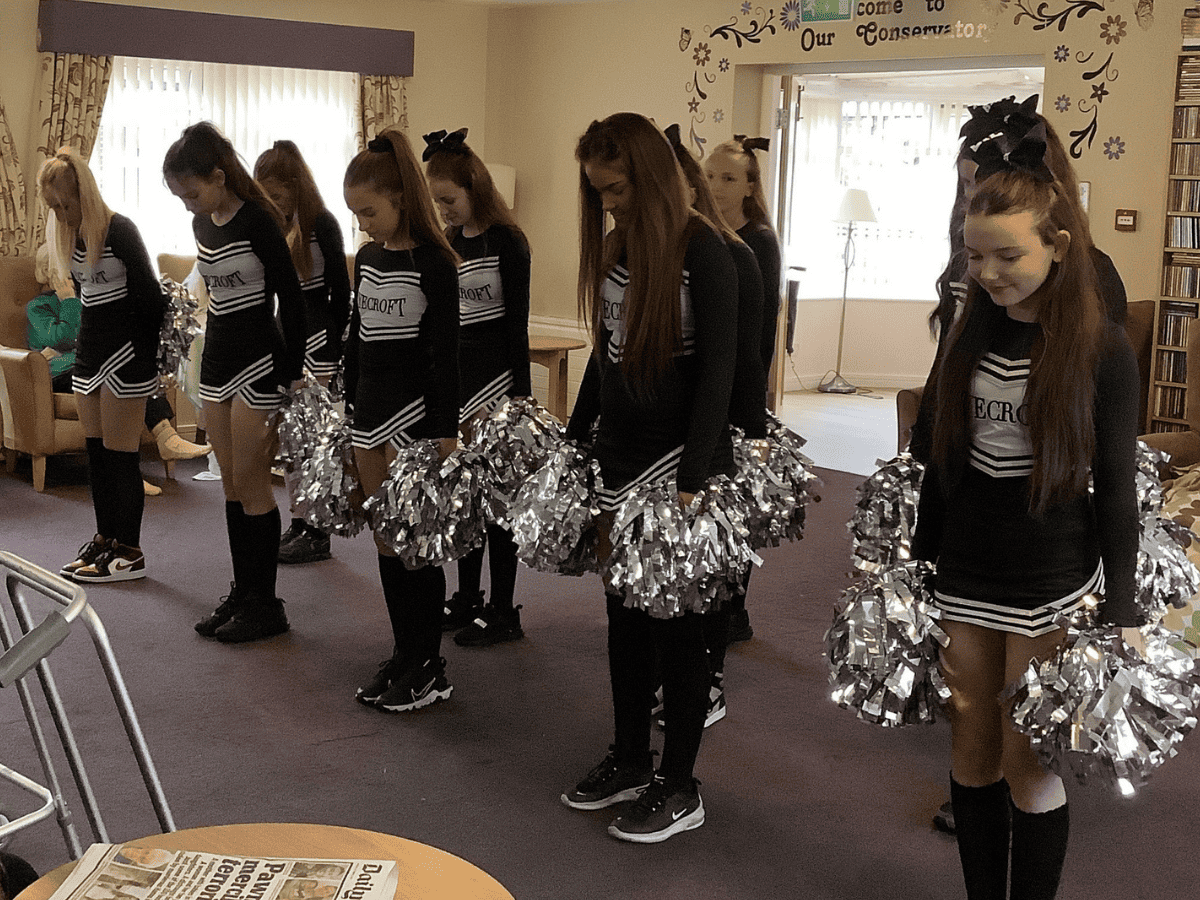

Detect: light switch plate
1115,209,1137,232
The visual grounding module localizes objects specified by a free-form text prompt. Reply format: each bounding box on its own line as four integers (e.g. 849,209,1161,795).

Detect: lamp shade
834,188,876,224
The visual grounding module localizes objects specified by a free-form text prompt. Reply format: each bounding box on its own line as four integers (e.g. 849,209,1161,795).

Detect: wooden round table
17,823,512,900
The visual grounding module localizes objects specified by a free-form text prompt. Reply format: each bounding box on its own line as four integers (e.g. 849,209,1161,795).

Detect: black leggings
607,593,709,786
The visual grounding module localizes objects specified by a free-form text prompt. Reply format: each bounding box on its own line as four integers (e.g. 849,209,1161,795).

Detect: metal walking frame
0,551,175,858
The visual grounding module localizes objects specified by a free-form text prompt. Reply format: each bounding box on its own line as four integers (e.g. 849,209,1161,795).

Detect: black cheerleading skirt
933,466,1101,636
74,324,158,399
200,323,285,411
458,332,512,422
350,361,431,450
304,293,341,378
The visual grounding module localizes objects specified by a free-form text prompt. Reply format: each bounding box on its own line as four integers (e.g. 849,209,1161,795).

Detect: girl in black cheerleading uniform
254,140,352,566
560,113,738,844
911,121,1138,900
704,136,782,644
41,147,164,583
164,122,305,644
423,127,532,648
343,129,460,713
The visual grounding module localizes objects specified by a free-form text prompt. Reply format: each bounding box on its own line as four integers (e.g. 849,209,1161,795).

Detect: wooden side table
528,335,586,422
17,823,513,900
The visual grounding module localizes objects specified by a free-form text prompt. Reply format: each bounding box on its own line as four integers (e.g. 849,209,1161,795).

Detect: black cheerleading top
450,224,531,420
737,221,781,371
193,200,305,409
911,315,1139,630
297,208,352,378
566,221,738,503
726,238,767,439
344,242,459,449
70,213,165,398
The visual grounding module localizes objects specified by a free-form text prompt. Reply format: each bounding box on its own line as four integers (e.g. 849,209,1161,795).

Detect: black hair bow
367,136,391,153
664,123,684,150
421,128,469,162
734,134,770,153
959,94,1040,150
971,119,1055,184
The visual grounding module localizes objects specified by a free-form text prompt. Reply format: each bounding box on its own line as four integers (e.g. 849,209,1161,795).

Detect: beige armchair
0,255,173,491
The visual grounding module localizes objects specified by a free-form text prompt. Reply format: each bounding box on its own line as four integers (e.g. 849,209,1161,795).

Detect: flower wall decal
714,109,725,123
1099,15,1127,45
719,58,730,73
1103,136,1126,159
693,42,711,65
1055,45,1069,61
741,1,752,14
782,1,802,31
1055,95,1071,112
1090,82,1109,103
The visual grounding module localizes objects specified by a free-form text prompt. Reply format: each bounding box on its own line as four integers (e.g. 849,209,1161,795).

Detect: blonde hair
38,147,112,284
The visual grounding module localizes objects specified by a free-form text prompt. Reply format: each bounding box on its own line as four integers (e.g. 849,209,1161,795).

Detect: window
92,57,359,261
781,67,1044,302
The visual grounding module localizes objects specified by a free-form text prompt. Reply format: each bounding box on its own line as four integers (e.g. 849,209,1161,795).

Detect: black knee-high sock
225,501,250,591
655,612,709,787
703,604,731,679
379,556,445,661
951,778,1011,900
106,448,144,548
607,592,656,763
244,507,281,599
86,437,112,538
730,569,750,614
485,524,519,612
457,542,485,597
1009,802,1069,900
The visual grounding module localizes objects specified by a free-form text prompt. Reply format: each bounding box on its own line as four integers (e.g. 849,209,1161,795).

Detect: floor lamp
818,187,876,394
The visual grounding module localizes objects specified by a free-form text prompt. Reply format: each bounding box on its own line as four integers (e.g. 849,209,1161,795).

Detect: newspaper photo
47,843,399,900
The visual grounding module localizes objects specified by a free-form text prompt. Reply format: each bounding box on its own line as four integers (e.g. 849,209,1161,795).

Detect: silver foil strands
157,276,202,380
731,417,822,549
362,440,486,569
824,559,950,727
465,397,566,525
275,373,339,468
292,417,367,539
1130,439,1200,625
508,442,602,576
849,453,924,574
1007,610,1200,796
606,479,759,619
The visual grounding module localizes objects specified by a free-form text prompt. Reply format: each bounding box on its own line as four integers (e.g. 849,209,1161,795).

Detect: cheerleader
560,113,738,843
41,148,164,583
910,120,1138,898
253,140,352,566
703,136,783,644
666,125,768,727
163,122,305,643
343,129,460,712
423,127,532,647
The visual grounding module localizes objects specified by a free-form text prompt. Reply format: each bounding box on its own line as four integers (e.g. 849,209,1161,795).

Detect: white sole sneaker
376,684,453,712
607,798,705,844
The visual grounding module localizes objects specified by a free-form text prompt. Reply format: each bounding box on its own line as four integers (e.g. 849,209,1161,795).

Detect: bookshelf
1151,51,1200,433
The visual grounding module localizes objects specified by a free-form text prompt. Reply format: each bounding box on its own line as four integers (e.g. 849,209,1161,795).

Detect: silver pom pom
1007,610,1200,796
508,442,602,575
466,397,566,525
825,559,950,727
731,415,822,549
362,441,486,569
275,374,339,468
157,276,202,381
293,417,367,538
849,453,924,574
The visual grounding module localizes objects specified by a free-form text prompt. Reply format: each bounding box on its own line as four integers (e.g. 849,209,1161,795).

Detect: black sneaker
196,583,247,637
278,524,331,564
213,595,289,643
375,657,453,712
727,608,753,644
656,683,727,729
933,799,956,834
279,519,306,548
608,775,704,843
443,589,484,631
72,540,146,583
355,654,407,706
60,534,107,577
561,748,654,811
454,604,524,647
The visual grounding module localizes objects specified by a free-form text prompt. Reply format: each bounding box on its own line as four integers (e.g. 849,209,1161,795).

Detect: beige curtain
27,52,113,250
357,75,408,149
0,100,28,257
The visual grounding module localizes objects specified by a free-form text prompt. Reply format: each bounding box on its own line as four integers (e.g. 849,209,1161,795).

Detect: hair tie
367,135,391,153
733,134,769,154
421,127,469,162
664,123,684,151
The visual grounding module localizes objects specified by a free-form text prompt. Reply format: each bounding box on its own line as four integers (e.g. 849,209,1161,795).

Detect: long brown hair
254,140,327,281
424,132,529,253
576,112,694,387
38,146,112,281
344,130,458,268
931,169,1103,514
163,122,285,230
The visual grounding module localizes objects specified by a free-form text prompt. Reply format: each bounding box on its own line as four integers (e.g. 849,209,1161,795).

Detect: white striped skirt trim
596,445,684,512
934,562,1103,637
73,344,158,398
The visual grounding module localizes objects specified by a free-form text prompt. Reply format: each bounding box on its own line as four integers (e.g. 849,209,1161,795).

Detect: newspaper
48,843,398,900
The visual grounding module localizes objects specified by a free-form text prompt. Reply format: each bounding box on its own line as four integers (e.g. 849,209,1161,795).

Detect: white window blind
92,57,359,262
